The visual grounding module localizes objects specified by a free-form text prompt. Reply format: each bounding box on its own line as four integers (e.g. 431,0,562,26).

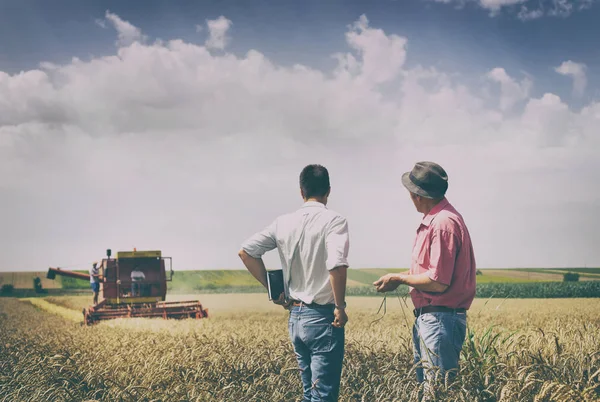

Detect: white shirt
241,201,350,305
131,270,146,282
89,264,100,283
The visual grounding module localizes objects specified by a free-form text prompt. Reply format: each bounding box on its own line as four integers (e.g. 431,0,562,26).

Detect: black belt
413,306,466,318
291,300,334,308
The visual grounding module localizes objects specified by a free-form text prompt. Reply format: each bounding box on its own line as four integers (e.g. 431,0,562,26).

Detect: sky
1,0,599,271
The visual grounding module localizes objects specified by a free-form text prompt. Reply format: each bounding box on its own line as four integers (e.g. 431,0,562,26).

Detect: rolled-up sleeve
325,216,350,271
241,220,277,259
427,229,459,286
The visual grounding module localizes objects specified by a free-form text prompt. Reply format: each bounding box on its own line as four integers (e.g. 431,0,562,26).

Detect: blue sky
1,0,599,270
1,0,598,104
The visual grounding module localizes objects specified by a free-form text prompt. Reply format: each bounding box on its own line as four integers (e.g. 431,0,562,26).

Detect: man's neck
305,197,326,205
422,198,443,216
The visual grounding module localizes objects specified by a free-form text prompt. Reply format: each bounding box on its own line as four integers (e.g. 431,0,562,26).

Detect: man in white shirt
239,164,350,402
131,266,146,297
89,262,100,305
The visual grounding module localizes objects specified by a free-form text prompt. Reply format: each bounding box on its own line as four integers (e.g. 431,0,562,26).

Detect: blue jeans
132,282,145,296
288,305,345,402
412,311,467,385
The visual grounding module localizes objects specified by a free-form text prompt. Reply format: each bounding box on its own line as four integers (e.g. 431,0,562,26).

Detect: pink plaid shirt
409,198,476,310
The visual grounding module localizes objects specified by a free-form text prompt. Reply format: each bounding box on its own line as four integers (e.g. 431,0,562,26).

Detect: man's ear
300,188,305,199
326,187,331,197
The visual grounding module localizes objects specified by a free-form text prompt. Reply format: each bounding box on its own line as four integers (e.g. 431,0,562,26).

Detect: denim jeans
412,311,467,385
288,305,345,402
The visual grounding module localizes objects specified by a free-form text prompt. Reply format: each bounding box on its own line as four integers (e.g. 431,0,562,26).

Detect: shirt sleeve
241,219,278,259
427,229,459,286
325,216,350,271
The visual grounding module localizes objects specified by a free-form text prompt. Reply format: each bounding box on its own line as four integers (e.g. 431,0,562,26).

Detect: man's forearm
329,265,347,307
398,272,448,293
238,250,268,289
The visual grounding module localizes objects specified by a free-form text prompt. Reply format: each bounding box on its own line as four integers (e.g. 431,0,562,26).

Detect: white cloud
103,10,146,47
517,6,545,20
549,0,574,16
205,16,232,50
579,0,595,9
486,67,532,111
520,93,574,146
430,0,526,14
430,0,596,19
334,14,407,85
555,60,587,97
1,13,599,271
479,0,527,12
94,18,107,29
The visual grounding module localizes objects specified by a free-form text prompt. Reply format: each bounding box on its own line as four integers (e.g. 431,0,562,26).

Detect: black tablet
266,269,285,301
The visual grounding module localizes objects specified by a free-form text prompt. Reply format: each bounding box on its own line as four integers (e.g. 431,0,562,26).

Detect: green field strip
347,269,382,285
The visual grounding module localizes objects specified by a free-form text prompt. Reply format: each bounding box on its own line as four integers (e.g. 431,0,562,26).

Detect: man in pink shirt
374,161,476,392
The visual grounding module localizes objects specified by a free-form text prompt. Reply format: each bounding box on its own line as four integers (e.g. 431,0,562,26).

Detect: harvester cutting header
47,248,208,325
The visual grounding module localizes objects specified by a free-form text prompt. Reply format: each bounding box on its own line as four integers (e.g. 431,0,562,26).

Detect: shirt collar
421,197,449,227
302,200,327,209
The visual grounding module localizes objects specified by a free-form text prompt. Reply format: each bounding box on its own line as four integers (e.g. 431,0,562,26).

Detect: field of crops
5,267,600,289
1,294,599,402
347,281,600,298
0,271,62,289
4,267,600,294
514,268,600,279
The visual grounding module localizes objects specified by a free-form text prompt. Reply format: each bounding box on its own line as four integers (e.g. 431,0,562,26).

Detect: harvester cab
47,248,208,325
100,249,171,304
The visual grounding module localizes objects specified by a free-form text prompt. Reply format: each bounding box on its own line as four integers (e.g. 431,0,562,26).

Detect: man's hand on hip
373,274,403,293
273,292,292,310
332,307,348,328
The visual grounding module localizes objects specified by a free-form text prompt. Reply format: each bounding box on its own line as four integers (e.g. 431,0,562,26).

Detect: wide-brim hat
401,161,448,199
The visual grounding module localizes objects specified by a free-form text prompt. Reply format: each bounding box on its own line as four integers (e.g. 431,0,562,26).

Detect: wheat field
0,294,599,401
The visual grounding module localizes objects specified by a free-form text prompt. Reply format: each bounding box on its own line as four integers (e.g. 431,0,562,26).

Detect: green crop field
169,270,262,291
514,268,600,278
515,268,600,274
472,275,532,283
347,269,386,285
2,267,600,296
554,268,600,274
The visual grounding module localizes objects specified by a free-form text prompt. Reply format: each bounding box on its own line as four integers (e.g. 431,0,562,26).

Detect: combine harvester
47,249,208,325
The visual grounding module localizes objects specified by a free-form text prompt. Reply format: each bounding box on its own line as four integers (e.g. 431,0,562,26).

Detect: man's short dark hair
300,164,330,198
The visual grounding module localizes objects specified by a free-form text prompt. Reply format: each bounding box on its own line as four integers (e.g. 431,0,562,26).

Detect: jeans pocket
304,323,334,353
420,312,441,327
417,313,443,356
